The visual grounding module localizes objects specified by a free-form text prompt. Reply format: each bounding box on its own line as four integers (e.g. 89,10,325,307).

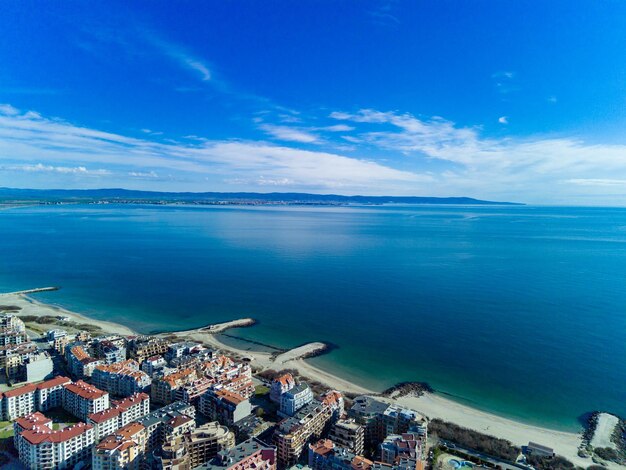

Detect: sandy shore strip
0,294,598,468
0,292,135,336
273,342,327,364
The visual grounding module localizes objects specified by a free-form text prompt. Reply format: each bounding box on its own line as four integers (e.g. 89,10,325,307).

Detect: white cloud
331,108,626,202
321,124,355,132
498,116,508,124
144,33,211,81
0,104,19,116
3,163,110,176
129,170,159,178
259,124,319,143
0,105,424,193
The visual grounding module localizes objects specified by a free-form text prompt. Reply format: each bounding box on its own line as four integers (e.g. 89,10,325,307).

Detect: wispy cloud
3,163,110,176
0,104,423,193
498,116,508,124
143,32,211,82
330,108,626,202
259,124,319,143
491,71,518,95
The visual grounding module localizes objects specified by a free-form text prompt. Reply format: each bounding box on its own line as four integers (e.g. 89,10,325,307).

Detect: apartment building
63,380,110,421
16,420,95,469
95,340,127,365
199,389,252,426
88,392,150,440
92,359,151,396
380,433,424,466
309,439,375,470
329,419,365,456
176,376,213,404
3,382,37,420
198,437,277,470
135,401,196,454
279,383,313,417
128,336,169,363
66,343,104,378
92,434,143,470
185,421,235,468
0,313,26,332
21,351,54,382
141,355,167,376
151,367,199,404
92,422,147,470
36,376,72,411
270,373,296,403
273,398,338,467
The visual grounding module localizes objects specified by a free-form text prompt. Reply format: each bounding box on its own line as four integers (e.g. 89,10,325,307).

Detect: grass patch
255,385,270,396
0,430,13,439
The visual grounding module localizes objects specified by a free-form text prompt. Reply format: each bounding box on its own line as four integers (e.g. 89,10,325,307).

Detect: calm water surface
1,204,625,430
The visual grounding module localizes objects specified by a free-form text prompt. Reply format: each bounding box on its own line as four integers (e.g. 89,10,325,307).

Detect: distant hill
0,187,522,205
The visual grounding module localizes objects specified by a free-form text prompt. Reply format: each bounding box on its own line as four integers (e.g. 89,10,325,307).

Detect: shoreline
0,292,601,468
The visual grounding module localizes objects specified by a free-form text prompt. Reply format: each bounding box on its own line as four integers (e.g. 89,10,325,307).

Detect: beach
1,291,611,468
0,292,134,336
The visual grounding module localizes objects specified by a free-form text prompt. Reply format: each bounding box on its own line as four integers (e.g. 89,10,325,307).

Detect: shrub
428,419,520,461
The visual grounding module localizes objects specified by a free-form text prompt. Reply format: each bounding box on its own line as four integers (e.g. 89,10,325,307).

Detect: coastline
0,292,599,468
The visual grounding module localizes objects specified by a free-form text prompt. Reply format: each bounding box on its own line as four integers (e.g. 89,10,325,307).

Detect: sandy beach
2,292,608,468
0,292,135,336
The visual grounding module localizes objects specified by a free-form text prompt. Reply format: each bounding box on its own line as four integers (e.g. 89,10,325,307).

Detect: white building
88,392,150,440
15,420,95,469
279,383,313,417
63,380,110,421
36,376,72,412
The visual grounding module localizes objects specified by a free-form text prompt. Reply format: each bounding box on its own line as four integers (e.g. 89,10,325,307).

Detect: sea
1,203,625,431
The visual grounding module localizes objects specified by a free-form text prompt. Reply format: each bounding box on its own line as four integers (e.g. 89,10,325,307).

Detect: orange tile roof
36,376,71,390
217,389,245,405
276,373,294,386
95,359,139,373
64,380,107,400
70,345,90,361
352,455,374,470
96,434,138,451
116,422,145,439
310,439,334,456
163,367,195,386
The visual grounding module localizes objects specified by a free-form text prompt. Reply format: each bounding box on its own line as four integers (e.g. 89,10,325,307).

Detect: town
0,311,620,470
0,312,431,470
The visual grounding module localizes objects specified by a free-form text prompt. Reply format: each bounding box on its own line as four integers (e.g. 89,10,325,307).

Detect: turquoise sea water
1,204,626,431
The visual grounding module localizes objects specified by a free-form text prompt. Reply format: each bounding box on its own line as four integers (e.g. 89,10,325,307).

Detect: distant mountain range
0,187,522,205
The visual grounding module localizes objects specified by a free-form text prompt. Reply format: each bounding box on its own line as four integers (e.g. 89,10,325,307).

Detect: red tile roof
4,382,37,398
113,392,149,410
36,376,71,390
15,412,52,430
64,380,107,400
88,407,120,423
20,422,93,445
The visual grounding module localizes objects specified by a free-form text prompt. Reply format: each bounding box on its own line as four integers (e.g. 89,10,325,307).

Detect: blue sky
1,1,625,203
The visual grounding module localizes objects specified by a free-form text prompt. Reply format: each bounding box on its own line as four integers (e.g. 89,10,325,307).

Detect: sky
1,1,626,204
